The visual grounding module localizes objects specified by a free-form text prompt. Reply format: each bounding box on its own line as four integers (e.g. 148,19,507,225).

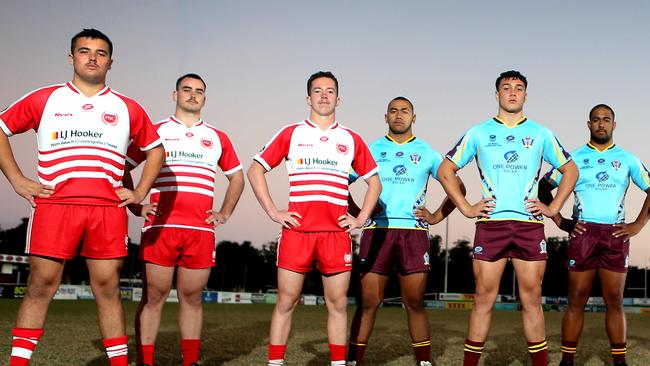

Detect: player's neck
496,110,524,127
71,78,106,97
387,131,413,144
174,110,201,127
588,139,614,152
308,113,336,130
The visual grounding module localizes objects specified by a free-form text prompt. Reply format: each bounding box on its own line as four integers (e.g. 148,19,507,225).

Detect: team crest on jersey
82,103,94,111
186,132,194,138
506,135,515,142
336,143,349,155
344,252,352,264
473,246,483,254
101,112,118,126
611,159,621,170
423,252,430,266
320,136,329,142
489,135,496,142
395,151,404,157
522,136,534,148
410,153,421,164
201,138,213,149
539,240,547,254
380,151,387,158
598,158,606,164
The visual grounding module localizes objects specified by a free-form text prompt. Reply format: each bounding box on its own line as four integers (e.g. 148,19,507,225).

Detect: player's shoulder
199,121,233,141
337,122,365,140
10,83,68,105
108,88,148,113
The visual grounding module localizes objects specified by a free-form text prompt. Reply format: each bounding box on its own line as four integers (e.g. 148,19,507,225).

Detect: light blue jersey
351,136,443,230
546,143,650,224
447,117,571,223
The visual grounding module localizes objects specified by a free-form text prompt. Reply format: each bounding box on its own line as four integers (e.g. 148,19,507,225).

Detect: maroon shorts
27,203,128,259
567,222,629,272
277,229,352,274
140,227,216,269
359,228,430,275
472,221,547,261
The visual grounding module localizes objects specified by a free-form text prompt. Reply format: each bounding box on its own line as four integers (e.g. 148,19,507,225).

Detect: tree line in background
1,218,648,299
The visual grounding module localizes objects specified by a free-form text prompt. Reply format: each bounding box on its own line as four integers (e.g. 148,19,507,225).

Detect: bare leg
15,256,65,328
322,271,352,345
348,272,389,343
511,259,546,342
398,272,429,342
137,263,174,344
599,268,627,344
467,258,507,341
268,268,305,345
86,258,126,339
176,267,211,339
561,270,597,342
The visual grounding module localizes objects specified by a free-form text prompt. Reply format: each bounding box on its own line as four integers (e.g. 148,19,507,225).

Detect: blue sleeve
544,168,562,187
629,155,650,191
541,128,571,169
446,127,478,169
430,149,444,181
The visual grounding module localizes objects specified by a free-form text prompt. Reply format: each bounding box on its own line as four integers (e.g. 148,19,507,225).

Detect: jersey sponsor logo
320,136,329,142
167,150,204,159
395,151,404,157
539,240,547,254
489,134,496,142
506,135,515,143
393,164,407,176
504,150,519,163
186,132,194,138
423,252,430,266
50,129,104,140
336,143,349,155
297,143,314,147
569,259,576,267
101,112,118,126
296,157,338,166
473,246,484,254
596,171,609,182
380,151,387,158
611,159,621,170
82,103,94,111
522,136,534,148
410,153,421,164
598,158,606,164
201,138,213,149
583,159,589,164
54,112,73,117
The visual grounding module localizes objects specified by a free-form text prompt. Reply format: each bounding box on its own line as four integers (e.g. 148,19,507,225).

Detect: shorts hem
81,253,127,259
399,267,430,275
320,266,353,275
143,259,177,267
277,263,311,274
509,255,547,261
179,263,215,270
28,251,73,260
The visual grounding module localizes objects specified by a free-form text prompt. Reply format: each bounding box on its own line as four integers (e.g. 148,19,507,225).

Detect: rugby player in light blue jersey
438,70,578,366
539,104,650,366
346,97,463,366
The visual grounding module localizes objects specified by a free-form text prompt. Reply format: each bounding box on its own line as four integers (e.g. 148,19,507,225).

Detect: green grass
1,300,649,365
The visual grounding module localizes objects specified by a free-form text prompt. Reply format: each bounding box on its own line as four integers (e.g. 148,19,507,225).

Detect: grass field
1,300,649,365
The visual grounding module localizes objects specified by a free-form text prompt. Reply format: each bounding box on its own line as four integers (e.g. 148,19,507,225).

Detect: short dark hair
71,28,113,56
175,73,206,90
589,103,615,120
388,96,414,113
495,70,527,90
307,71,338,96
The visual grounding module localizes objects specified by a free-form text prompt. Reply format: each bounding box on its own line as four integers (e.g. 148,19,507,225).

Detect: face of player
588,107,616,145
495,78,527,114
385,99,415,135
174,77,206,114
306,77,339,117
69,37,112,85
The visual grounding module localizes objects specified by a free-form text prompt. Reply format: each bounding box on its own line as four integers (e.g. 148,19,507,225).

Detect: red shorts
472,221,547,261
359,228,430,275
27,203,128,259
567,222,629,272
277,229,352,274
140,227,216,269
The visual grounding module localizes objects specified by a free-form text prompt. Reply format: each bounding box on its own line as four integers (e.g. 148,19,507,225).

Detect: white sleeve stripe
11,347,33,359
140,138,163,151
223,164,243,175
0,118,14,137
361,166,379,180
253,155,272,171
161,166,216,176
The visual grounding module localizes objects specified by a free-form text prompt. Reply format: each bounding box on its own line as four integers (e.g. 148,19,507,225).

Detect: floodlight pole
444,217,449,293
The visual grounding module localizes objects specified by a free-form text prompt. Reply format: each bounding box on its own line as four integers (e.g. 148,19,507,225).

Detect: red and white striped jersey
0,82,161,206
127,116,242,232
254,119,378,232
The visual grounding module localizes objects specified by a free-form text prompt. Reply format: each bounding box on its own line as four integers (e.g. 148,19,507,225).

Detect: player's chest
576,153,628,188
477,130,542,163
288,130,354,169
374,147,431,179
160,128,221,167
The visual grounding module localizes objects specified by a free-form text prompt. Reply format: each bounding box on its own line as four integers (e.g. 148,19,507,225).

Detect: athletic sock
268,343,286,366
138,343,155,365
103,336,128,366
412,339,431,363
329,344,346,365
611,342,627,363
463,339,485,366
527,339,548,366
347,340,367,363
560,340,577,361
181,339,201,366
10,328,44,366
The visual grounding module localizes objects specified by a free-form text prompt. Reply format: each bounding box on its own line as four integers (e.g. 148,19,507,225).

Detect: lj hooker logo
51,129,103,140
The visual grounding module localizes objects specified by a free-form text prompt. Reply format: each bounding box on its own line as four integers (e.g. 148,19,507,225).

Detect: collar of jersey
304,119,339,130
492,116,527,128
586,142,616,153
170,115,204,128
66,82,110,97
385,135,416,145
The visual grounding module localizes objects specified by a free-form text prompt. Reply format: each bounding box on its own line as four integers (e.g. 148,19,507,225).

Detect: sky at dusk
1,1,650,266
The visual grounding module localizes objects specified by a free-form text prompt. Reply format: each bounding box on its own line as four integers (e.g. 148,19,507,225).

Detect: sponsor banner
438,293,463,301
217,291,252,304
235,292,252,304
497,295,517,303
120,287,133,301
250,293,265,304
625,307,642,314
12,285,27,299
303,295,317,305
316,296,326,306
202,291,218,304
445,301,473,310
264,293,277,304
53,285,77,300
587,297,604,305
623,298,634,306
633,298,650,306
167,289,179,303
77,285,95,300
639,307,650,315
495,303,519,311
218,291,234,303
132,288,142,302
424,300,446,310
542,296,568,305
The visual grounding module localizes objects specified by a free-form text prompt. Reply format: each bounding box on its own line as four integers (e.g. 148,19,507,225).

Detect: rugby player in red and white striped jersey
125,74,244,366
248,71,381,366
0,29,165,366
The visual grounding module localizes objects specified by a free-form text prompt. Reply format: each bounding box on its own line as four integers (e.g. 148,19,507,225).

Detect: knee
91,278,120,300
360,293,382,312
474,285,498,306
402,296,425,313
25,280,59,300
178,290,202,308
603,293,624,309
275,293,300,314
145,288,171,306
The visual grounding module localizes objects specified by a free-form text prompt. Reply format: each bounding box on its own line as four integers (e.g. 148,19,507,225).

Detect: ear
335,96,340,107
306,95,312,106
107,58,113,71
385,114,388,124
412,114,417,124
612,120,617,131
172,90,178,103
68,53,74,65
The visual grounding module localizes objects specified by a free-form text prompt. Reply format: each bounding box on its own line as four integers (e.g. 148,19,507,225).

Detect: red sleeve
350,130,378,178
0,85,61,136
114,93,161,151
125,142,147,168
253,124,298,171
216,130,242,175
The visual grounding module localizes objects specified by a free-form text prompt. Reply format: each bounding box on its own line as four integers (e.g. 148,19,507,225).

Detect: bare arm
339,173,381,232
207,170,245,227
116,145,165,207
613,187,650,239
438,159,494,218
0,131,53,206
247,161,302,228
527,160,578,219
